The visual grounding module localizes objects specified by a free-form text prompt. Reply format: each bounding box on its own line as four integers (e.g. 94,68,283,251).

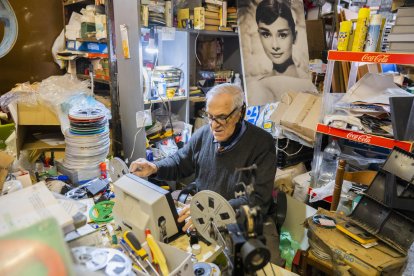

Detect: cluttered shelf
327,50,414,64
144,95,187,104
77,74,109,84
316,124,414,152
142,26,238,37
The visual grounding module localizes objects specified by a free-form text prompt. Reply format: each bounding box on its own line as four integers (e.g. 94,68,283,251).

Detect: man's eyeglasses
202,107,239,125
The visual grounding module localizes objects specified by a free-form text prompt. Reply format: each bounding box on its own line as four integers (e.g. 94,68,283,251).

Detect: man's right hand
129,158,158,177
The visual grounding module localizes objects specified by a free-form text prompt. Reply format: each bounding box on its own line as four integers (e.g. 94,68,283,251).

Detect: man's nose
210,119,220,128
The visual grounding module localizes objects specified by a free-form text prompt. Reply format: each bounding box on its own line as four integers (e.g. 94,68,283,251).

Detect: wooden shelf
327,50,414,65
142,26,238,37
144,95,187,104
316,124,414,152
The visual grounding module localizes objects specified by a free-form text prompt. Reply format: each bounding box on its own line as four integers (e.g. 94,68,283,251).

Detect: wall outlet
136,109,152,128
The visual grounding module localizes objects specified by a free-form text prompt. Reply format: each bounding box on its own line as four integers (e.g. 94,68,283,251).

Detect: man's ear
240,103,246,121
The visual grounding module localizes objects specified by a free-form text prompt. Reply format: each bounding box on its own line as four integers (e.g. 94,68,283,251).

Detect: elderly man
130,83,276,231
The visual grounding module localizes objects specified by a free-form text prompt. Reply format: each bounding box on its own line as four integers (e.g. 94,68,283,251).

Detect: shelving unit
113,0,242,161
62,0,122,157
311,50,414,187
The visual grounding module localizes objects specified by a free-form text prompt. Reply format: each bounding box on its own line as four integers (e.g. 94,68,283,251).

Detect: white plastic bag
309,180,352,203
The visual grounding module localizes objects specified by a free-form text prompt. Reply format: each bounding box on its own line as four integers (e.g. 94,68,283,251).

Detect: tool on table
119,239,149,274
145,229,169,275
123,231,159,276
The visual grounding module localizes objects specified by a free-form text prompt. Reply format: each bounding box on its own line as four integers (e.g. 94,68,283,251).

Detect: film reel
108,157,129,182
69,106,106,120
190,190,236,244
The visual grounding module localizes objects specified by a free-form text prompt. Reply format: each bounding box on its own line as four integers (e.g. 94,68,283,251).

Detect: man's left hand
177,204,194,232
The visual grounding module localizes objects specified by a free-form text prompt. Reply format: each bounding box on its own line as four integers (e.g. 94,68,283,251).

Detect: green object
0,123,14,149
279,230,300,270
0,218,75,276
89,201,114,223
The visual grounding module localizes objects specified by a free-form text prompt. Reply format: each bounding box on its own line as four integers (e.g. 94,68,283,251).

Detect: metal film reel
69,106,106,120
108,157,129,182
190,190,236,244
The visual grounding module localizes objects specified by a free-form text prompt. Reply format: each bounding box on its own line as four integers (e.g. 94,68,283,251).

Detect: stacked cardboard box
387,7,414,52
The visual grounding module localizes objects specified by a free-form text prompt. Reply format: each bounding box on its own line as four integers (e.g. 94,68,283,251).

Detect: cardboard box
280,93,321,143
136,241,193,276
270,91,298,124
17,103,59,126
307,209,406,275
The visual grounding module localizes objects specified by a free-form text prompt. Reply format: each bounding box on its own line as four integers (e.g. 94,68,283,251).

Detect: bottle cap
191,244,201,255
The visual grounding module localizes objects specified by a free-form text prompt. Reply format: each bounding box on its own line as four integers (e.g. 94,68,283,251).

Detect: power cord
126,101,153,164
276,138,304,157
195,30,201,65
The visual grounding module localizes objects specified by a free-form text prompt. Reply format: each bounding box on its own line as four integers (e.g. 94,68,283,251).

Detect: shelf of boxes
310,50,414,192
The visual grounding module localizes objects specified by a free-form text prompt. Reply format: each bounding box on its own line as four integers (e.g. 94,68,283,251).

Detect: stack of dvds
63,106,110,170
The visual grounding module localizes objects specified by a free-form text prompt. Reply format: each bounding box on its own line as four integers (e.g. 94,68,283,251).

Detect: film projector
191,165,286,276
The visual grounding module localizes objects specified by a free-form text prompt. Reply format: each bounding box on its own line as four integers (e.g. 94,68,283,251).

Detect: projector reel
190,190,236,244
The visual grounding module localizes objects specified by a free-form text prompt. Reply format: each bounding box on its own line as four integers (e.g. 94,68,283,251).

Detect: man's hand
129,158,158,177
177,204,194,232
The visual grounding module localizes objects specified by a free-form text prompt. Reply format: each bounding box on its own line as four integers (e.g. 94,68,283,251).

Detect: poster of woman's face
238,0,317,106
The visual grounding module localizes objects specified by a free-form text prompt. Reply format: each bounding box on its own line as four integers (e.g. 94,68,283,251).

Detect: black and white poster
238,0,317,106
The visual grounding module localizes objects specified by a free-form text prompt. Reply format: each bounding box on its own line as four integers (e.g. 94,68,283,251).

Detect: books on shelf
391,25,414,34
206,18,220,26
395,16,414,25
177,8,189,28
205,25,219,31
194,7,205,30
387,33,414,42
204,0,223,6
219,26,233,32
205,10,219,19
220,1,227,27
389,42,414,52
387,7,414,53
396,6,414,17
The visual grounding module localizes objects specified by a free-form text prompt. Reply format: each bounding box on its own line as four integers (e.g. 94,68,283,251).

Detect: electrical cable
126,102,152,164
276,144,304,157
275,138,303,157
195,30,201,65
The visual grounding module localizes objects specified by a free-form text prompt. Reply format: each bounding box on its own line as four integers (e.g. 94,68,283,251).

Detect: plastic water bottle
233,73,242,87
317,139,341,187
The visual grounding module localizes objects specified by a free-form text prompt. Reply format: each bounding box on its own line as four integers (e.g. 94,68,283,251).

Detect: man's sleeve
153,131,201,180
229,139,276,213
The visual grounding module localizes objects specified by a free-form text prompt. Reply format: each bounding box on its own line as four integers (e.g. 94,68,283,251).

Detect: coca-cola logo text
346,132,372,143
361,54,390,63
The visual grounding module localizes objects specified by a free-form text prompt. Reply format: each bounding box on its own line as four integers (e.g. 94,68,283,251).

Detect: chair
331,159,377,211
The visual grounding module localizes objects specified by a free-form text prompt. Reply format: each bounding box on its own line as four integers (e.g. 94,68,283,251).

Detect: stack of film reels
63,107,110,170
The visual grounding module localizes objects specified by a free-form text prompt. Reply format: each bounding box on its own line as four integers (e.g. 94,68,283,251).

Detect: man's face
258,17,294,65
206,93,241,142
